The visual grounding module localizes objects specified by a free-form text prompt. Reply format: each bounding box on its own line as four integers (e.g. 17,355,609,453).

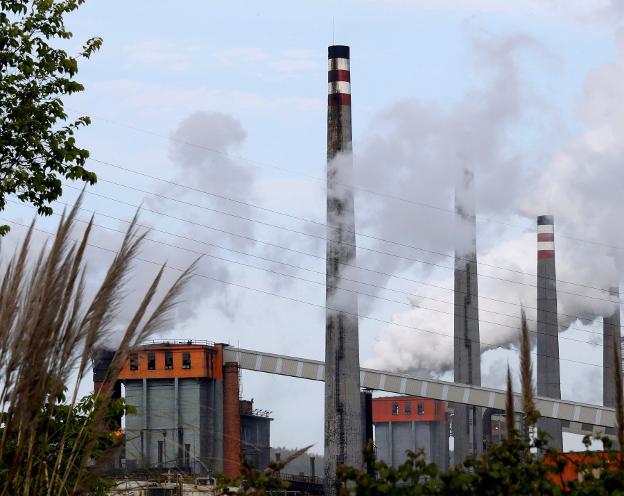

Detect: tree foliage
0,391,129,495
0,0,101,235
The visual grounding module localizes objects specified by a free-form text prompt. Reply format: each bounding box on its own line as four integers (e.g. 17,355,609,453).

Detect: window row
129,351,192,371
391,400,440,416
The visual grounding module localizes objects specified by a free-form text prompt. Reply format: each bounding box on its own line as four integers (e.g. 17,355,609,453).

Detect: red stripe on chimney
328,93,351,106
538,251,555,259
328,70,350,82
538,233,554,242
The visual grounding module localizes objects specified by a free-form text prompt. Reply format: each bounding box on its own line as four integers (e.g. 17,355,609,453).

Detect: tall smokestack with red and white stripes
603,286,620,408
324,44,363,493
536,215,563,450
453,169,482,464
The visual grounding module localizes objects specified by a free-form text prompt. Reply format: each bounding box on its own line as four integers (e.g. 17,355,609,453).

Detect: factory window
391,401,399,415
182,352,191,369
165,351,173,369
417,401,425,416
157,441,164,468
404,402,412,415
130,353,139,371
147,352,155,370
184,444,191,468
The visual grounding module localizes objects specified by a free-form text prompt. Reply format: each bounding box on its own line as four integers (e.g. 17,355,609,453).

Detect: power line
88,156,615,296
55,185,621,329
12,197,615,342
2,218,609,371
67,174,619,306
78,111,624,254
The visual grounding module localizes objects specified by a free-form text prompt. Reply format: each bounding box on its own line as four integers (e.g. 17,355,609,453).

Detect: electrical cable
1,218,609,371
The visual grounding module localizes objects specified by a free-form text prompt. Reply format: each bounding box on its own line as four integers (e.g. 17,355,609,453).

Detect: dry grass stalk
519,309,536,425
613,332,624,451
0,197,195,495
505,366,515,441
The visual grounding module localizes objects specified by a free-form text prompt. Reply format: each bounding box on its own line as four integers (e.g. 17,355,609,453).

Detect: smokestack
603,286,620,408
324,44,363,493
536,215,563,450
453,169,483,464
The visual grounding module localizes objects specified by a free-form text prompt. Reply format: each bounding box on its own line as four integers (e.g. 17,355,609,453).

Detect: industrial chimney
324,44,363,493
603,286,620,409
453,169,483,464
536,215,563,450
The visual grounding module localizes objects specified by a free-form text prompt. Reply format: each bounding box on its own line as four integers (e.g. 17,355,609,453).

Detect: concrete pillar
603,287,620,409
142,377,149,467
453,169,482,464
536,215,563,450
223,362,241,479
324,44,363,495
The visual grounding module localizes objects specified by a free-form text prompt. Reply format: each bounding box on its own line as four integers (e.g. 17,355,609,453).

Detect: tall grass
0,198,195,495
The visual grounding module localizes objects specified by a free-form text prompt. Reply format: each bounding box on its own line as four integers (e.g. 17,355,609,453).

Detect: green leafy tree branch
0,0,101,235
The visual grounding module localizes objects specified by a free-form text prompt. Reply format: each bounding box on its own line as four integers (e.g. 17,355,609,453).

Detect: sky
3,0,624,454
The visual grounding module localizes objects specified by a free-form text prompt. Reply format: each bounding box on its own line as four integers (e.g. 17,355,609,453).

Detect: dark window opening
417,401,424,415
391,401,399,415
148,352,156,370
130,353,139,371
405,402,412,415
182,352,191,369
165,351,173,369
157,440,164,468
434,400,440,416
184,444,191,468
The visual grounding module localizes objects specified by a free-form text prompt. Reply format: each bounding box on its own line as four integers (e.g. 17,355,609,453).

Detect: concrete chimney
603,286,620,408
453,169,483,464
324,44,363,493
536,215,563,450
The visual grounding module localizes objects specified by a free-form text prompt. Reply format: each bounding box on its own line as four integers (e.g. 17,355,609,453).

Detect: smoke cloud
362,30,624,378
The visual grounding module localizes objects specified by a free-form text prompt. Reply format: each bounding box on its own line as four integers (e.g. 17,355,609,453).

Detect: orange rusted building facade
373,396,449,470
94,341,271,479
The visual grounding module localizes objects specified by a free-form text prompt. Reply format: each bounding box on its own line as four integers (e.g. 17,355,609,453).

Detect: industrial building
93,341,271,478
373,396,448,471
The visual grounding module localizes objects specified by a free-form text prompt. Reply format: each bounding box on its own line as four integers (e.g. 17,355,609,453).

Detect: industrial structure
94,341,271,478
603,287,620,410
372,396,448,470
453,169,483,464
89,44,624,493
536,215,563,450
324,44,363,492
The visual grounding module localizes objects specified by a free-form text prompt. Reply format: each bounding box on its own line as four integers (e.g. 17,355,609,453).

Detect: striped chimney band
328,45,351,106
537,215,555,259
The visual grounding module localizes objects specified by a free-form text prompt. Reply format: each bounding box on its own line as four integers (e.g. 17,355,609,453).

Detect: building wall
374,420,448,470
124,378,218,474
373,396,448,471
241,415,271,470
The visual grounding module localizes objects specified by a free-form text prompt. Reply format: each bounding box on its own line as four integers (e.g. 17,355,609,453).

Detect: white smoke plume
362,30,624,376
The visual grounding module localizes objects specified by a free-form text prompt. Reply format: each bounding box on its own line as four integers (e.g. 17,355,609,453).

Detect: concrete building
453,169,483,464
536,215,563,450
324,44,363,493
95,341,271,478
373,397,448,470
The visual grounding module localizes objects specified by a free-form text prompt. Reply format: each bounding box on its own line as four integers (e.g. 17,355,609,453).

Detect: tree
0,0,101,236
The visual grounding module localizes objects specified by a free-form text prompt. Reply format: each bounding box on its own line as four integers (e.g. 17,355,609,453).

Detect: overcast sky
3,0,624,454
